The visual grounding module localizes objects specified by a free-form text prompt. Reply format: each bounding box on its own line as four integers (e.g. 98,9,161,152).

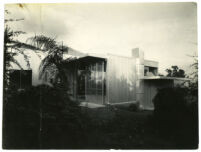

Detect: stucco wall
143,79,174,110
106,54,136,104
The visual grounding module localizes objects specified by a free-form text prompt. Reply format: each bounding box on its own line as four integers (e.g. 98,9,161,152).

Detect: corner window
144,66,158,76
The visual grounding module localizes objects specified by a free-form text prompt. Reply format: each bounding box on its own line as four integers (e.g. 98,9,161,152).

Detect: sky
5,3,197,84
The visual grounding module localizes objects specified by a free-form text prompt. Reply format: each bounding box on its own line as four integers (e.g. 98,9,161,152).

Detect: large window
86,61,105,95
144,66,158,76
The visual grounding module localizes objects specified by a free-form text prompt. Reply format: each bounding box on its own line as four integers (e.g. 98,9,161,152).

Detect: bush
153,87,188,115
153,87,187,132
3,84,90,149
152,87,198,148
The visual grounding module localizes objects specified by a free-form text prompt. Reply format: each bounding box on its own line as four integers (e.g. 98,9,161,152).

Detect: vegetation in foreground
3,85,198,149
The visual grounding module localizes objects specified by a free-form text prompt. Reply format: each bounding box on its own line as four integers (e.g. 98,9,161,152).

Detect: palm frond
4,26,26,42
8,40,39,50
9,57,23,69
39,58,55,79
26,35,68,53
5,18,24,23
26,35,57,52
13,48,31,69
26,35,70,85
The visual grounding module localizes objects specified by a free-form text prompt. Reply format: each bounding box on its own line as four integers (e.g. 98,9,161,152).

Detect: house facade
62,48,189,110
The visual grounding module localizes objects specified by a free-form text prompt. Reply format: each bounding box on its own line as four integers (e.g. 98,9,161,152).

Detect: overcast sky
5,3,197,83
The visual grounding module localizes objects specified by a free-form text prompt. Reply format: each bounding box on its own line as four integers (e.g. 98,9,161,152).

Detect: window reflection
86,61,105,95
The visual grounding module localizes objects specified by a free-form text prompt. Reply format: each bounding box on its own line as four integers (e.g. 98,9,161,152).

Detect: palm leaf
26,35,57,52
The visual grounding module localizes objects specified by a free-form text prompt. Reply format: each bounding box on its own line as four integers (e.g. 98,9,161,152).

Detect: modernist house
61,48,189,110
8,48,189,110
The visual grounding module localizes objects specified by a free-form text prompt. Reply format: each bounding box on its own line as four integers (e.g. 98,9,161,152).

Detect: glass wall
86,61,106,96
144,66,158,76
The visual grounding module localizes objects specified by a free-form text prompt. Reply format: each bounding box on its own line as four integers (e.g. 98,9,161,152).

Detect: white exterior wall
132,48,145,108
106,54,136,104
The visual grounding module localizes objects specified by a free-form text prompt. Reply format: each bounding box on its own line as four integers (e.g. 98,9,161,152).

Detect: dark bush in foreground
152,87,198,149
3,84,198,149
153,88,188,126
3,84,90,149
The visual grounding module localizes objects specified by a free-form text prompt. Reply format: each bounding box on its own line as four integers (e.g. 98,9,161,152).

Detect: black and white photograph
2,2,198,149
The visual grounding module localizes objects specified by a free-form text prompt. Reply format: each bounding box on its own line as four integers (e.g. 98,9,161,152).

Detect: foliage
26,35,75,89
153,87,188,121
4,9,84,149
3,84,90,149
190,55,198,81
188,54,198,97
152,87,198,148
4,84,198,149
166,66,185,78
4,10,38,89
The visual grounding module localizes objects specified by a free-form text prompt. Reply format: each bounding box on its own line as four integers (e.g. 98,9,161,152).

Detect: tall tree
188,54,198,96
4,10,38,89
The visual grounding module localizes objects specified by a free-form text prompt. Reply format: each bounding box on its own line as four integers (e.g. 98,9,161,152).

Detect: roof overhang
141,76,190,81
66,54,106,65
79,54,106,60
144,60,158,68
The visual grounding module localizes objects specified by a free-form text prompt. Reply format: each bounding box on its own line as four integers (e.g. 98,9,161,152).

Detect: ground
79,106,180,149
3,105,197,149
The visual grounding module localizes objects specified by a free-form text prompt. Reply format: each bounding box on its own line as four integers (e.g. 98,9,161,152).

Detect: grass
79,106,179,149
3,85,198,149
3,105,198,149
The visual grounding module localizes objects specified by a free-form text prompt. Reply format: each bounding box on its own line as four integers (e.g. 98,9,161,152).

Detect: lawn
79,106,179,149
3,103,198,149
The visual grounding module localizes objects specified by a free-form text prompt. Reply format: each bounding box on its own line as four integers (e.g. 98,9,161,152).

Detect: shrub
153,87,188,130
3,84,90,149
152,87,198,148
153,87,188,113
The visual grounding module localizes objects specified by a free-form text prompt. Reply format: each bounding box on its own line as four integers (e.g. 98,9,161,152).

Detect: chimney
132,48,144,62
132,48,140,58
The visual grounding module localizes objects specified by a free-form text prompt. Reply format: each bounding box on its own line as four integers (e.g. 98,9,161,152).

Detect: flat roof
80,53,107,59
144,60,158,68
66,55,106,65
141,76,190,81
